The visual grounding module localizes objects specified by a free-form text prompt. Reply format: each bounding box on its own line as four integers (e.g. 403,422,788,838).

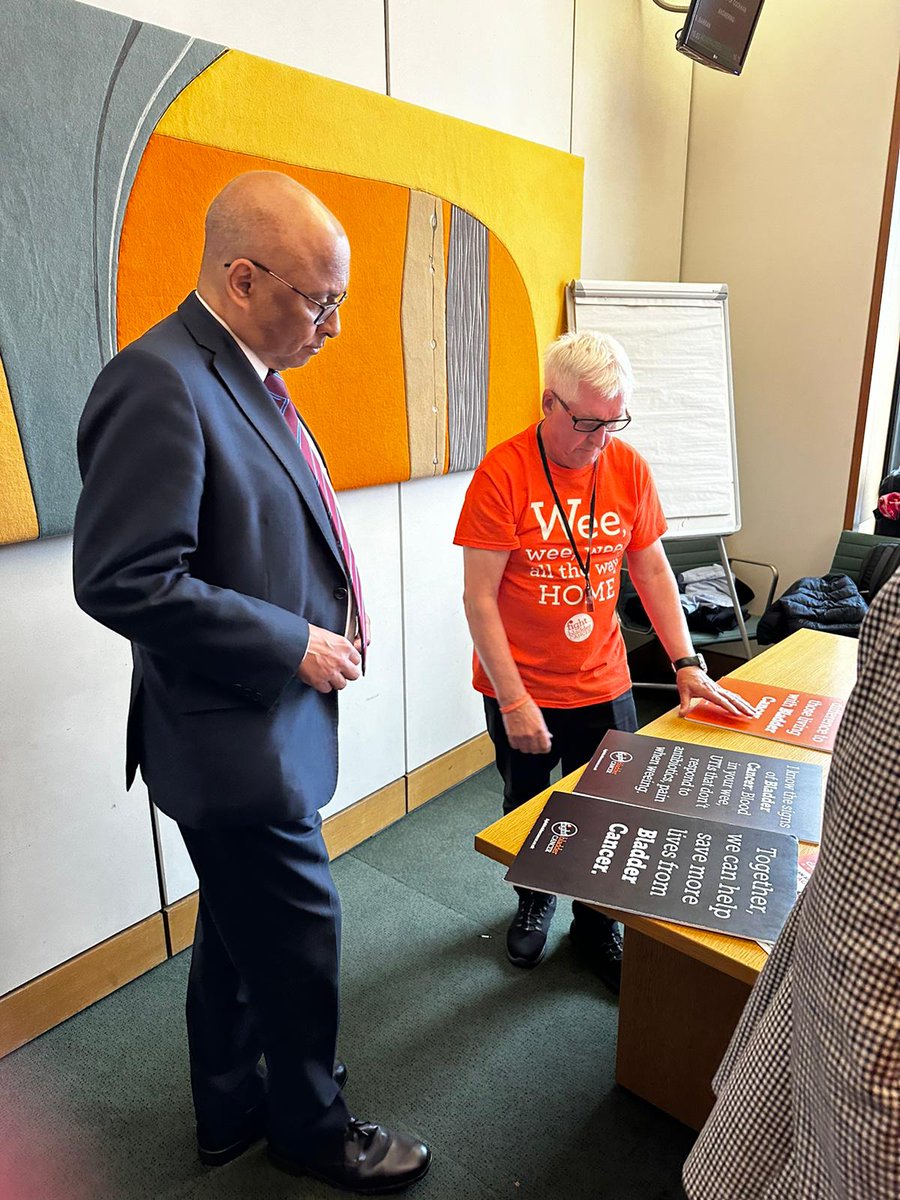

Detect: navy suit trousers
178,813,349,1153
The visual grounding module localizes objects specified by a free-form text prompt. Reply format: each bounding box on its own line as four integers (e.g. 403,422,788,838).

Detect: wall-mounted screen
677,0,765,76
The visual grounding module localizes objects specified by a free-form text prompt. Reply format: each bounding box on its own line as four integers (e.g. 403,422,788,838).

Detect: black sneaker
506,890,557,968
569,912,623,994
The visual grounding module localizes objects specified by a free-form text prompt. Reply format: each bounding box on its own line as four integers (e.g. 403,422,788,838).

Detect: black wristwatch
672,653,707,673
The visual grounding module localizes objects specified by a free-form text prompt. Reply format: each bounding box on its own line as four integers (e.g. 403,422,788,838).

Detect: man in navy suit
73,172,430,1193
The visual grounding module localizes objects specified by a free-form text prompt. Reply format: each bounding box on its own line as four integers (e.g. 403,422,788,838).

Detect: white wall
400,473,485,771
681,1,900,582
83,0,388,91
1,0,694,984
387,0,574,150
574,0,693,280
0,538,160,993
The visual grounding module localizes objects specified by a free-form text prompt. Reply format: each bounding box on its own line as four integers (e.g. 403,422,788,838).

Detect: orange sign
685,679,845,753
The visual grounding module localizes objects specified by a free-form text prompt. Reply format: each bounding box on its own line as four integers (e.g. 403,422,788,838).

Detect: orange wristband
499,693,531,715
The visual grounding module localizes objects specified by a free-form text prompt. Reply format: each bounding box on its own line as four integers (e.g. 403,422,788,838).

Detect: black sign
575,730,823,843
506,790,799,943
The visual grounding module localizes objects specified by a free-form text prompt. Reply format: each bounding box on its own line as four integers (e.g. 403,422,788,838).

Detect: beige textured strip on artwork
401,191,448,478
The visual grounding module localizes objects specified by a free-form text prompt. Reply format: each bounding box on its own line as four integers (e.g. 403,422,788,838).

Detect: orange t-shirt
454,423,667,708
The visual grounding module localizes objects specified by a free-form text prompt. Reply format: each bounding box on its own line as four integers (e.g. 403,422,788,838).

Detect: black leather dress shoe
269,1118,431,1194
197,1061,349,1167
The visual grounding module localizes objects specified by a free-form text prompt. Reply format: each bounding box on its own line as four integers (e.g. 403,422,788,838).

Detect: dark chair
827,529,900,586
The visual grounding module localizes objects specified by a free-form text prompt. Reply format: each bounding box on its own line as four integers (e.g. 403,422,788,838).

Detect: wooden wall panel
0,916,167,1058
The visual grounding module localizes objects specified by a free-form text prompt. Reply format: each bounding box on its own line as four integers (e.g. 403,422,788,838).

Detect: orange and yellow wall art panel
0,0,582,541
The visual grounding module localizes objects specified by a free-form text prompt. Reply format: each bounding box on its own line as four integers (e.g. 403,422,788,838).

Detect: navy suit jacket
73,293,350,828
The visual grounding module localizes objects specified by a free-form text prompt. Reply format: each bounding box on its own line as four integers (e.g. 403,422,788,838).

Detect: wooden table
474,629,858,1129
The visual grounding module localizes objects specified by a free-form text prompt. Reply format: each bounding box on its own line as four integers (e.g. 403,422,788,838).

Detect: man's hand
298,624,362,693
353,614,372,653
503,698,553,754
676,667,757,719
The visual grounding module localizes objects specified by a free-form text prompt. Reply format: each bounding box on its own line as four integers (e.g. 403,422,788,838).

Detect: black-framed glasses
553,391,631,434
224,258,347,326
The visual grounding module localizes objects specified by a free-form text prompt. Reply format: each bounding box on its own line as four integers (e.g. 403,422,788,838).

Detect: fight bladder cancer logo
607,750,633,776
546,820,578,855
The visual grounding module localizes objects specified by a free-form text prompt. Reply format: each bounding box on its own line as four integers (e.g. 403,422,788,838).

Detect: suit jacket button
334,586,348,600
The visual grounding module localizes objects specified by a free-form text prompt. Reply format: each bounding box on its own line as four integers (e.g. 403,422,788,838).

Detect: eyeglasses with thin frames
552,391,631,434
224,258,347,327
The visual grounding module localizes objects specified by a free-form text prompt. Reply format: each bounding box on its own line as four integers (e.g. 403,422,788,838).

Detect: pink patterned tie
265,371,368,670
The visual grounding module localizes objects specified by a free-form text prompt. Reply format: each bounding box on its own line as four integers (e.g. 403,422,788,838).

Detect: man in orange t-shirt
454,331,752,986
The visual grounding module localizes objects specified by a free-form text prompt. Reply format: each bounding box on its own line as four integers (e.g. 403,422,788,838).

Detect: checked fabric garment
265,371,368,669
683,569,900,1200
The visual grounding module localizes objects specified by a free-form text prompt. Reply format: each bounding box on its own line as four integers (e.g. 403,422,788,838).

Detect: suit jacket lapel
177,294,342,564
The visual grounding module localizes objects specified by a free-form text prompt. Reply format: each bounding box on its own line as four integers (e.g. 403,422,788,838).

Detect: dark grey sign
575,730,823,843
505,790,800,943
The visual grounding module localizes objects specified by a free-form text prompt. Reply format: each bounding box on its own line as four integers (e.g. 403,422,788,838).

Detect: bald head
201,172,344,281
197,171,350,371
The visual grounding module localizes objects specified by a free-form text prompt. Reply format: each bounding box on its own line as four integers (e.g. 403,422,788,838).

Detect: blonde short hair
544,331,634,404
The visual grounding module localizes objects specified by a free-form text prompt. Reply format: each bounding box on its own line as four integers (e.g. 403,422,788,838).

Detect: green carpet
0,726,694,1199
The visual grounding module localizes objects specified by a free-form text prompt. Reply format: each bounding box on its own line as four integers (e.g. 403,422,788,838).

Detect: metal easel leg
716,536,753,659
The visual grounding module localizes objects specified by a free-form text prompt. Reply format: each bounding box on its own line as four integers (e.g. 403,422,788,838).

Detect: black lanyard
536,422,599,612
